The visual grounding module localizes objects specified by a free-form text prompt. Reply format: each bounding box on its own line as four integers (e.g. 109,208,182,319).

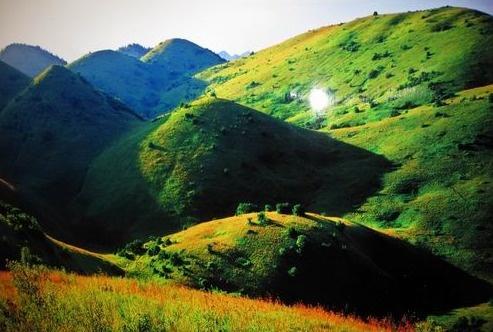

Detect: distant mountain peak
117,43,151,58
218,50,251,61
141,38,225,71
0,43,66,77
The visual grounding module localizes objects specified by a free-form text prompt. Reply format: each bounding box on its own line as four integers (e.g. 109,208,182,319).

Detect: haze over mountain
0,43,66,77
218,50,251,61
69,39,224,118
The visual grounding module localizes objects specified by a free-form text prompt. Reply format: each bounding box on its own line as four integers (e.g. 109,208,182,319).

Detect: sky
0,0,492,62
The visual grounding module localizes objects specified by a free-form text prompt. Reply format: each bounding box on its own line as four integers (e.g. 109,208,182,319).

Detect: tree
236,202,257,215
292,204,305,216
288,266,298,277
257,212,269,226
373,11,378,16
296,235,308,253
276,202,291,214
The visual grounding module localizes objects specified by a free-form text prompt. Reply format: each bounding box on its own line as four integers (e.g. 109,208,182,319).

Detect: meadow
0,263,408,332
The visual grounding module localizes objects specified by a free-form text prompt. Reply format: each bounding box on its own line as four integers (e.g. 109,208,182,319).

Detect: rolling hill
0,43,66,77
141,38,225,75
68,39,224,118
0,65,142,237
200,7,492,125
0,195,121,275
124,211,492,318
71,97,390,245
0,60,29,110
68,50,162,117
198,6,493,281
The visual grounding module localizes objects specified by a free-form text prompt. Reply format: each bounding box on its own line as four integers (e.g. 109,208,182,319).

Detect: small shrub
264,204,273,212
368,67,384,79
431,21,453,32
295,235,308,253
488,93,493,103
288,266,298,277
235,257,252,268
276,203,291,214
257,212,269,226
292,204,305,216
236,203,258,215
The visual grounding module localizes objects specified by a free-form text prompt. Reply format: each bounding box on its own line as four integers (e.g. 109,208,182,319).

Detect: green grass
330,85,493,282
74,97,390,245
196,6,493,281
199,7,492,127
122,211,492,318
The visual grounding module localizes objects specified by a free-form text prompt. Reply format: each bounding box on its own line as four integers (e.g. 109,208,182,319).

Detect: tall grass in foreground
0,263,413,331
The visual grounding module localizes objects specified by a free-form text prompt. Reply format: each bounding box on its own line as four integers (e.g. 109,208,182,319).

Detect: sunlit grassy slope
0,61,29,111
0,266,403,332
123,212,491,318
72,97,390,245
199,7,492,126
197,6,493,280
0,65,142,238
329,85,493,281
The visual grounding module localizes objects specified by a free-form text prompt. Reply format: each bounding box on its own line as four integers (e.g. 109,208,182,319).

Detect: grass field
0,264,407,332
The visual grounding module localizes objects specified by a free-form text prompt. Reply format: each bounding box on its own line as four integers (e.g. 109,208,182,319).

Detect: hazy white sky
0,0,492,62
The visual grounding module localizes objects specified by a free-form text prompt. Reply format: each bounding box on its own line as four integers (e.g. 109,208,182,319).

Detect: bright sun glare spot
309,88,330,113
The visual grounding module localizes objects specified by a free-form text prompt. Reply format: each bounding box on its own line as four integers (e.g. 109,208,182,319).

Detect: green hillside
200,7,492,126
0,60,29,110
197,7,493,280
68,50,163,117
0,43,66,77
0,65,142,238
72,97,389,245
123,212,491,318
68,39,224,118
142,38,225,75
0,197,121,275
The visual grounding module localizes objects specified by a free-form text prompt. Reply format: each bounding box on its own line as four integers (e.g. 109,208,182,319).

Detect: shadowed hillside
0,43,66,77
0,60,29,110
0,65,142,236
71,97,390,246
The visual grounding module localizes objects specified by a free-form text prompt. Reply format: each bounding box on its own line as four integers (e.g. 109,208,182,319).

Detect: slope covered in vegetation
0,65,142,237
72,97,389,245
69,39,224,118
0,60,29,110
198,6,493,281
200,7,492,126
123,211,491,317
0,43,66,77
0,264,405,332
